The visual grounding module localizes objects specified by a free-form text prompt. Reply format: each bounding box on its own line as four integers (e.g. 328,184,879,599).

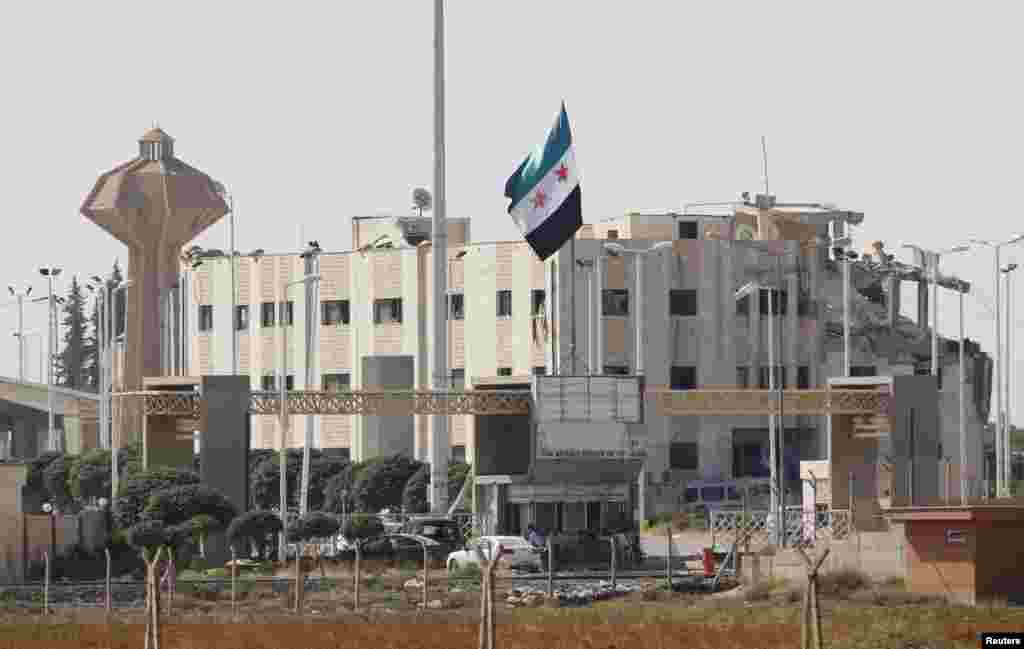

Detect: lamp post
602,241,674,525
8,285,32,382
278,273,320,561
1002,262,1019,497
42,502,56,560
968,234,1024,497
108,279,132,511
575,258,595,374
38,267,62,452
86,278,109,450
299,242,322,518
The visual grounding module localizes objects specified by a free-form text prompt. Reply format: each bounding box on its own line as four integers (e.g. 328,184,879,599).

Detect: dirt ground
1,571,1022,648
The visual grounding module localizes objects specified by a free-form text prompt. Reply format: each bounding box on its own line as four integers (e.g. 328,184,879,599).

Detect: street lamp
8,285,32,382
900,244,970,377
968,234,1024,497
298,242,323,518
41,502,56,560
38,267,62,452
602,241,673,376
1002,262,1019,497
278,272,320,561
602,240,674,526
108,278,132,511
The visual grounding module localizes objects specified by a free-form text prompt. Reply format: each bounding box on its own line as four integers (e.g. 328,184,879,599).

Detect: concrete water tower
81,127,228,391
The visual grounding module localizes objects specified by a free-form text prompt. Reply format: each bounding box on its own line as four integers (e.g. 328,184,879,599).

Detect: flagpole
430,0,450,515
570,236,577,375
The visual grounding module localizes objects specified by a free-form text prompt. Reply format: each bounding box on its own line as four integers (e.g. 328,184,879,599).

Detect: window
532,366,547,376
758,366,787,389
279,301,294,326
797,366,811,390
450,368,465,390
736,366,750,389
234,305,249,331
285,375,294,391
797,293,813,317
452,445,466,463
607,229,619,239
448,293,464,320
531,289,546,316
261,375,276,391
850,366,877,377
373,298,403,324
497,367,513,377
669,289,698,316
670,366,697,390
198,305,213,332
669,442,699,470
678,221,699,240
602,289,629,316
322,373,351,392
736,294,750,316
261,302,276,327
758,289,787,316
321,300,350,325
496,290,512,317
603,365,629,376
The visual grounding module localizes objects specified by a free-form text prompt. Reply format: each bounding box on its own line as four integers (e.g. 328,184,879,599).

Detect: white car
446,536,544,572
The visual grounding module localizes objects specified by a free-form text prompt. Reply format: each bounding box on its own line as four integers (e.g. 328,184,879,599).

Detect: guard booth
824,375,939,532
884,503,1024,605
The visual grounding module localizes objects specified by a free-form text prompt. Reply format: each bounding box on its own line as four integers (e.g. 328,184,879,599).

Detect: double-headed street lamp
1002,262,1019,497
298,242,322,518
278,272,320,561
968,234,1024,498
8,285,32,382
38,267,61,452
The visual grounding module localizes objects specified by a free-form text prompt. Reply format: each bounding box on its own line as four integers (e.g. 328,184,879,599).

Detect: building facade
184,208,994,522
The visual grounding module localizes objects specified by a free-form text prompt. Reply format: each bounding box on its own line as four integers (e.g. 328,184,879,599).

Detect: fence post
609,536,617,590
105,548,112,614
421,541,429,608
43,551,50,615
353,542,361,611
230,547,238,618
665,525,672,591
546,537,554,598
294,543,303,613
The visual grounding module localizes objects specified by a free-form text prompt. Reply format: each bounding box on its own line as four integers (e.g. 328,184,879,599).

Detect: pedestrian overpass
0,375,99,457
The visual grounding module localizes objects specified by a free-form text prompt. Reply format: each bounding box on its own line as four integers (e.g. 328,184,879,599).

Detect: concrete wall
361,355,415,458
475,414,531,476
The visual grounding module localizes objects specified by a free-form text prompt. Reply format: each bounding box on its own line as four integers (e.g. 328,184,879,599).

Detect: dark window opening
607,229,619,240
532,366,546,376
279,301,294,326
736,294,750,316
602,289,629,316
669,442,699,470
450,368,465,390
448,293,465,320
603,365,629,376
758,366,787,389
678,221,699,240
452,445,466,463
531,289,546,316
321,300,350,325
234,305,249,331
496,290,512,317
737,366,750,389
198,305,213,332
497,367,513,377
373,298,403,324
261,302,276,327
758,289,787,316
322,373,351,391
797,366,811,389
669,289,698,316
850,366,877,377
670,365,697,390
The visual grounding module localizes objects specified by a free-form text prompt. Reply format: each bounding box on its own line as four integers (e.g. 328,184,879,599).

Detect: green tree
142,484,238,559
114,467,200,531
401,461,472,514
249,449,345,511
54,276,89,390
351,454,422,512
226,510,284,560
42,453,78,512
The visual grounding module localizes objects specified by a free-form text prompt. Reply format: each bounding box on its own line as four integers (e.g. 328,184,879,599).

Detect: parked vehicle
338,534,447,563
399,517,466,555
446,535,543,572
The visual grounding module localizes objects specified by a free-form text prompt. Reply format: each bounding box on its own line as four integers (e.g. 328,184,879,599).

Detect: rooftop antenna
761,135,769,196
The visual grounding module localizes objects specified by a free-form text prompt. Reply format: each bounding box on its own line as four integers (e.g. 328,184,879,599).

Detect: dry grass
1,574,1022,648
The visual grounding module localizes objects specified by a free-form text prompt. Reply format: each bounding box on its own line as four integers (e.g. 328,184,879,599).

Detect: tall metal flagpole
430,0,450,514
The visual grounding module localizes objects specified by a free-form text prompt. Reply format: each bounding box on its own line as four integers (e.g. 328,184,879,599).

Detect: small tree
142,484,238,559
226,510,284,561
287,512,341,612
402,464,430,514
351,454,422,512
42,454,78,512
55,275,89,390
341,513,385,611
115,467,200,531
127,520,168,648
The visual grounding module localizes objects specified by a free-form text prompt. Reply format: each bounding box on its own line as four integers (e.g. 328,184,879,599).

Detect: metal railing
710,507,852,549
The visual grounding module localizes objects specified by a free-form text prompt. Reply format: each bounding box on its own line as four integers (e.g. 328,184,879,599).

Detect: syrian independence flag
504,102,582,261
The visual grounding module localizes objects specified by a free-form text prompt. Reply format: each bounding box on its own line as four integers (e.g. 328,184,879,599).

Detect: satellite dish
412,188,433,215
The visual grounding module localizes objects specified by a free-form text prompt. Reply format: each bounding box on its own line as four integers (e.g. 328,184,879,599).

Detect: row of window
257,367,550,392
197,287,714,332
735,290,814,317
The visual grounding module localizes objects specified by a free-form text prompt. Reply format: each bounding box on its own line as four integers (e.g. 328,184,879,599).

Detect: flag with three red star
504,102,582,261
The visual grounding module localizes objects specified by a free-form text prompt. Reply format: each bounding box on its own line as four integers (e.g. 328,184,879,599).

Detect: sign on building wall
946,529,966,545
532,376,642,424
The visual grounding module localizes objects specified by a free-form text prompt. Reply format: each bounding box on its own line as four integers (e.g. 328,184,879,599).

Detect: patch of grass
364,575,385,592
817,567,870,597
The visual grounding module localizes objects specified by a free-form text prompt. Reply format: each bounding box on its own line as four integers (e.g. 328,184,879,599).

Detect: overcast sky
1,2,1022,425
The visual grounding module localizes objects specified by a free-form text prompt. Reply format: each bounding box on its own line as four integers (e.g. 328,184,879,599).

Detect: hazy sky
1,2,1022,424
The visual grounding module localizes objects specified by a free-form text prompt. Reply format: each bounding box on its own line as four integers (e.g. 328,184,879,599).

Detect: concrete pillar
11,417,38,459
886,275,901,327
362,355,415,458
200,375,251,565
917,279,929,329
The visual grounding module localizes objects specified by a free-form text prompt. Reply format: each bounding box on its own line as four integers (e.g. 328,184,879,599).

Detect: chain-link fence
710,507,852,550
